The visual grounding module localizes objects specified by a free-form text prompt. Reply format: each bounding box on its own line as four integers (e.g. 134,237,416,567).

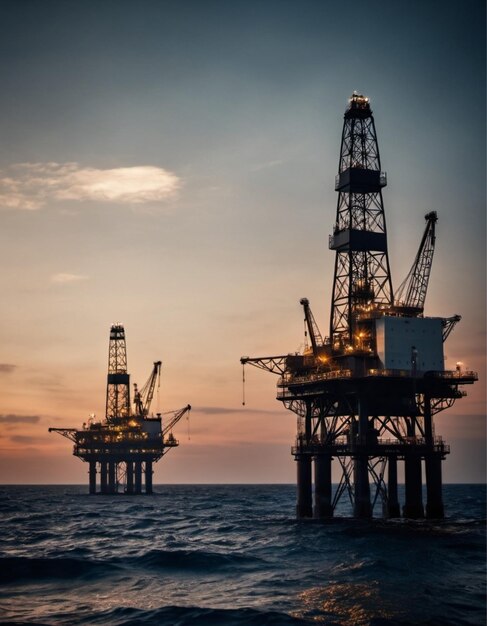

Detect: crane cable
242,363,246,406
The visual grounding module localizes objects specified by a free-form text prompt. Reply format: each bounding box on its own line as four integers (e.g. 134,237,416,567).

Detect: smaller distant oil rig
50,324,190,494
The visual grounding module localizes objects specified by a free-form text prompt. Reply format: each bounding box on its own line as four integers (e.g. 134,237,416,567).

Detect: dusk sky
0,0,484,484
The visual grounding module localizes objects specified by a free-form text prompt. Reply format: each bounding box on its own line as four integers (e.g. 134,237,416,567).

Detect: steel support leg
126,462,134,494
134,461,142,494
353,455,372,518
108,461,117,494
353,398,372,518
425,454,444,518
314,455,333,518
385,455,400,517
403,454,424,518
100,461,108,494
89,461,97,495
296,454,313,518
145,461,153,494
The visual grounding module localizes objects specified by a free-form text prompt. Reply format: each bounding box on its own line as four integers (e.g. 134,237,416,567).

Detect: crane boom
395,211,437,314
162,404,191,438
442,314,461,342
240,355,289,375
300,298,324,356
48,428,77,442
134,361,162,417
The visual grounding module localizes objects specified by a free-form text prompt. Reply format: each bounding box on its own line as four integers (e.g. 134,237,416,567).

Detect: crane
442,314,461,342
133,361,162,417
394,211,438,315
300,298,325,357
162,404,191,439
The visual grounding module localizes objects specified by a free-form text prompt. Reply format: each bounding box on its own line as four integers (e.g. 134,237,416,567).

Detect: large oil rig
241,93,477,519
50,324,190,494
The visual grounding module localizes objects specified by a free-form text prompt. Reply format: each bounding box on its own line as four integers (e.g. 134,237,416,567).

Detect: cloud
51,273,89,284
0,162,181,210
9,435,39,444
0,414,40,424
0,364,16,374
195,406,280,415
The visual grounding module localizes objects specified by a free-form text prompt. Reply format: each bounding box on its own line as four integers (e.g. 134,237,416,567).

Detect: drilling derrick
105,324,131,422
330,93,392,351
50,324,191,494
241,94,477,520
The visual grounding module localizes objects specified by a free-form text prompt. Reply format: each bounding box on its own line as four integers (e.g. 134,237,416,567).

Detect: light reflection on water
294,582,402,625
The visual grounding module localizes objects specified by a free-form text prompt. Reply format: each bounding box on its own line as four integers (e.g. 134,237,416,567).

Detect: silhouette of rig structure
241,93,477,519
50,324,190,494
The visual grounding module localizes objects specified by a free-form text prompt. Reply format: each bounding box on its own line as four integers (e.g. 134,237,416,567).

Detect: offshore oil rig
241,93,477,519
50,324,190,494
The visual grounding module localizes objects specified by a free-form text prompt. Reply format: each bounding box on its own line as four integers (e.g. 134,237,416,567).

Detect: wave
72,605,310,626
122,548,264,572
0,556,119,584
0,548,263,584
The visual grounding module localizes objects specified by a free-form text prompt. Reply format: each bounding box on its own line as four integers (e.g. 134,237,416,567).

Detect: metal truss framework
106,324,131,421
330,94,393,346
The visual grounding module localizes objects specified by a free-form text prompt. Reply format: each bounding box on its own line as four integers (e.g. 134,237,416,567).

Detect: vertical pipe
403,454,424,518
423,395,444,518
145,461,153,494
386,455,400,517
108,461,117,494
134,461,142,494
296,454,313,518
314,455,333,518
126,461,134,495
353,397,372,518
100,461,108,494
423,394,434,446
304,400,312,443
89,461,97,495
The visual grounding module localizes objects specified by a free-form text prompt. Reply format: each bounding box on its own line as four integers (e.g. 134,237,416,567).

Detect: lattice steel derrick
330,94,393,348
105,324,131,421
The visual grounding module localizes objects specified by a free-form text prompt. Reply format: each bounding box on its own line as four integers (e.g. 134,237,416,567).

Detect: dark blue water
0,485,485,626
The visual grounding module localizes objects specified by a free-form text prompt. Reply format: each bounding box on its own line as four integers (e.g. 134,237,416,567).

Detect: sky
0,0,485,484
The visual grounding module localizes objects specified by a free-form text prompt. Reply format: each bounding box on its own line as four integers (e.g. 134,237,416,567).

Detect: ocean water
0,484,485,626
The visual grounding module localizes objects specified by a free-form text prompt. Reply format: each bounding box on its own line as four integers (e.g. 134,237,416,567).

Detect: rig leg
108,461,117,494
89,461,97,495
296,454,313,518
353,398,372,518
126,462,134,494
314,454,333,518
403,454,424,518
134,461,142,494
353,455,372,518
385,455,401,518
145,461,153,494
100,461,108,494
425,454,444,518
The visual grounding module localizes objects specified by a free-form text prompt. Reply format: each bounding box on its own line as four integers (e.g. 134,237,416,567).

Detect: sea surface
0,484,485,626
